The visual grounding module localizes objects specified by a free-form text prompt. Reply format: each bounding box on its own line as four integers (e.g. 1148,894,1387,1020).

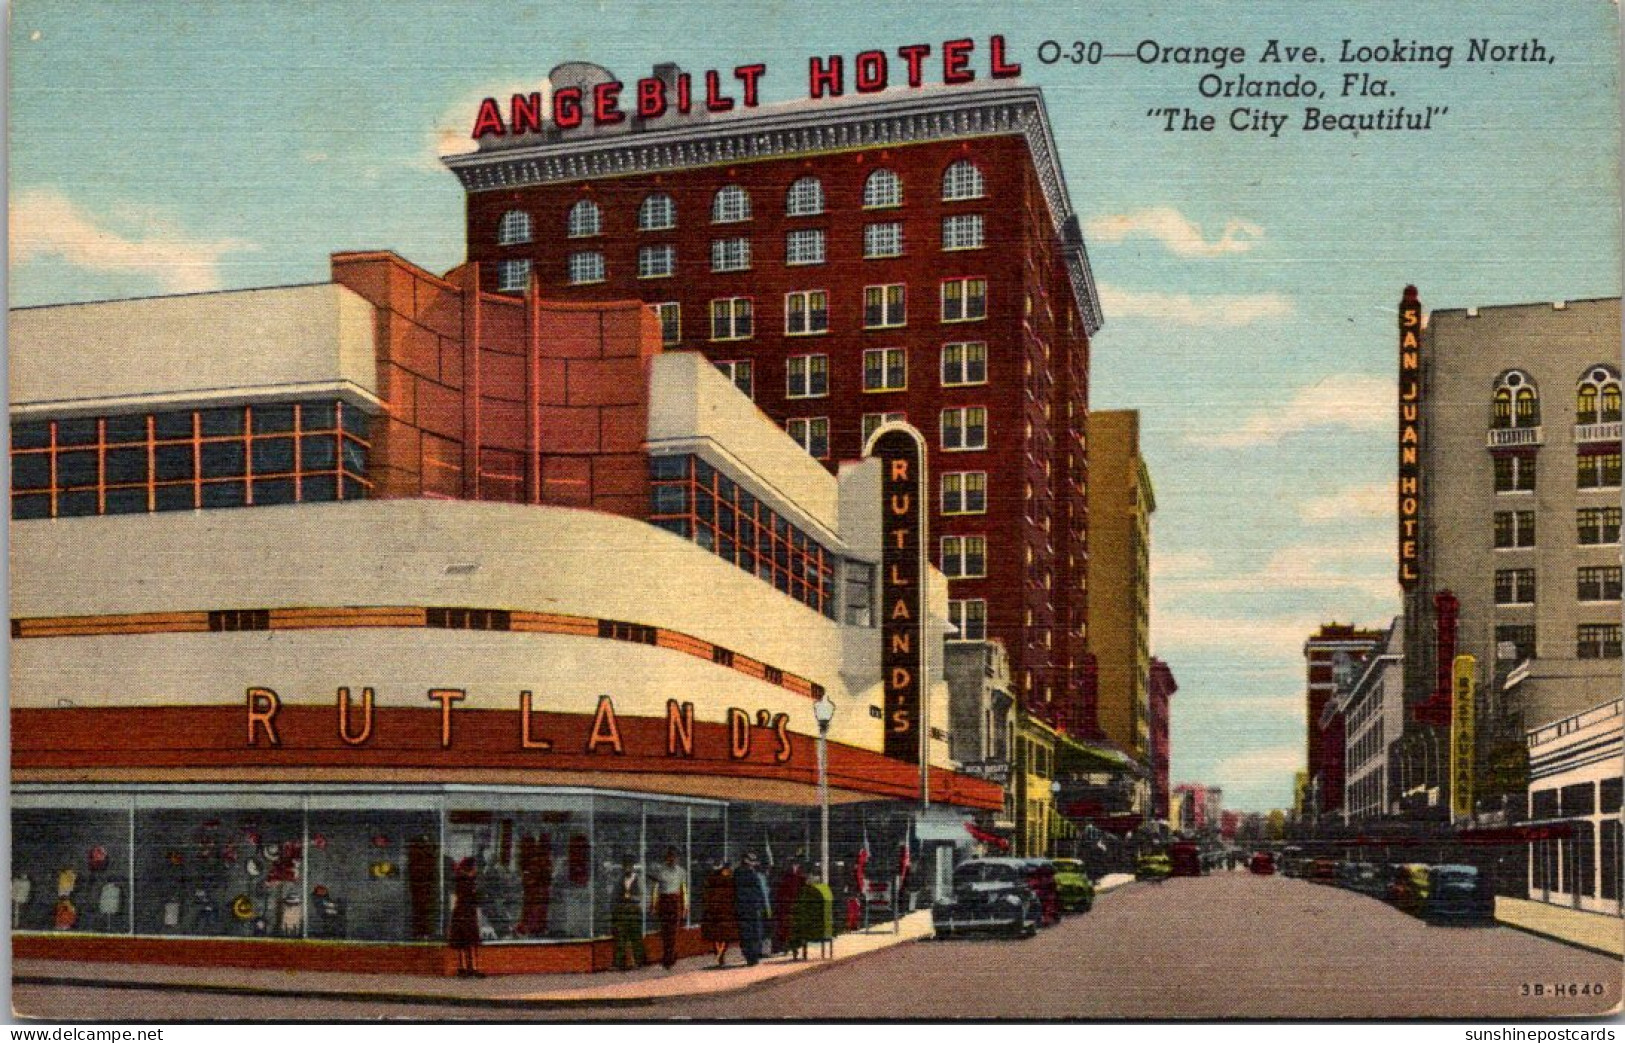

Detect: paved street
14,873,1622,1020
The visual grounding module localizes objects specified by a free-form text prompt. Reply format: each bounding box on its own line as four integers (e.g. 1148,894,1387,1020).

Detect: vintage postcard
7,0,1623,1024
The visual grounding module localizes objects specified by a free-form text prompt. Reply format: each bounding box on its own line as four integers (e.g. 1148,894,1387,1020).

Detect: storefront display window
133,801,303,938
12,799,130,935
442,794,594,941
306,801,440,942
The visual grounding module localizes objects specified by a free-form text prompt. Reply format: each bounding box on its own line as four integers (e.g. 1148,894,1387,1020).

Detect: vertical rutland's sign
1398,285,1423,589
871,425,927,763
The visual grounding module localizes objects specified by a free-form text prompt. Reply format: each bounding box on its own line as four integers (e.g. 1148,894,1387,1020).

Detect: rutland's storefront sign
1398,285,1423,589
870,425,927,764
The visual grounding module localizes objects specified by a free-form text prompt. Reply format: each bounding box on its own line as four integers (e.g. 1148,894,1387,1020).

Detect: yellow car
1135,852,1172,881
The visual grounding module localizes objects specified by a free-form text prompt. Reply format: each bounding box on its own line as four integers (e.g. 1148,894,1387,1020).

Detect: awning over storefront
964,823,1011,851
1055,734,1142,775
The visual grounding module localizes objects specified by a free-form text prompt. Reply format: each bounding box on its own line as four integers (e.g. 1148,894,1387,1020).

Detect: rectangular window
655,302,681,346
498,259,531,293
1494,568,1536,605
844,561,875,627
942,214,984,251
941,535,987,579
785,290,829,335
1603,820,1621,903
638,244,675,279
709,297,753,341
863,348,906,392
1495,624,1536,662
863,284,906,329
863,222,903,259
1578,624,1621,659
786,355,829,399
1494,454,1536,492
711,237,751,272
941,406,988,451
786,229,826,266
949,599,987,641
1578,566,1622,601
567,251,605,284
1493,511,1536,548
715,360,753,398
941,277,988,322
787,418,830,459
1578,452,1622,489
860,412,906,446
942,471,988,515
941,342,988,386
1578,507,1622,545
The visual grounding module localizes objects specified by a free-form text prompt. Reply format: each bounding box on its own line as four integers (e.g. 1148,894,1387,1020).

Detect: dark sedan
1423,865,1497,924
931,859,1043,939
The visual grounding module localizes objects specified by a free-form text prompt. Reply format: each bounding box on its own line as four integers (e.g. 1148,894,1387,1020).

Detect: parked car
1169,841,1205,877
931,859,1043,939
1307,858,1339,883
1347,861,1386,897
1135,852,1172,881
1248,851,1276,875
1049,858,1097,913
1423,864,1496,924
1387,862,1432,914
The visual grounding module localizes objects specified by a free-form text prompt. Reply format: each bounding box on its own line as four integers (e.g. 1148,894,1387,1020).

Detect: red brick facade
458,131,1092,727
331,251,661,518
1304,624,1384,818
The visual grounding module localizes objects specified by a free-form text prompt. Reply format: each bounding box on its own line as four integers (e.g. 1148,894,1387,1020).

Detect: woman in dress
448,857,484,978
698,860,739,967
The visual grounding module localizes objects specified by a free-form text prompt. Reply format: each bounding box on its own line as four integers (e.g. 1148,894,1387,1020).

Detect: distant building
1305,624,1385,821
1147,658,1177,821
1524,698,1622,915
1337,618,1405,824
1085,410,1155,790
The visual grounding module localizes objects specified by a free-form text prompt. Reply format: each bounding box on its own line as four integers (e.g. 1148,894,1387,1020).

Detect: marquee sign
869,424,928,765
1398,285,1423,589
1450,654,1475,819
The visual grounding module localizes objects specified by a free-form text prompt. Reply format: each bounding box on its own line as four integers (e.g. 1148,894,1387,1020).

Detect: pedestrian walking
771,854,807,954
733,851,772,966
610,857,644,971
447,856,484,978
699,860,739,967
649,846,687,969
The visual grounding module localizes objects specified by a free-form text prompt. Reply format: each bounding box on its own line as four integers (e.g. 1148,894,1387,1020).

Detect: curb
1494,919,1624,961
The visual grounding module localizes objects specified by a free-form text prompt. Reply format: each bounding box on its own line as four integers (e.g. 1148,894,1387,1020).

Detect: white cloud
1298,481,1394,523
1097,283,1293,326
1213,744,1306,784
1157,537,1397,602
1086,207,1264,257
1201,374,1393,448
1150,549,1215,581
9,188,254,294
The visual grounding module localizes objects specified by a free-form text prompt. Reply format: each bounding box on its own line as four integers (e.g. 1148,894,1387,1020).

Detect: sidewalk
16,875,1141,1007
1495,896,1625,958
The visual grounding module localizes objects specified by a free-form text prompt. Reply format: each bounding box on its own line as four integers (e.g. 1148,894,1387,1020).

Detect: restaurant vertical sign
1398,285,1423,589
870,425,927,764
1450,654,1476,819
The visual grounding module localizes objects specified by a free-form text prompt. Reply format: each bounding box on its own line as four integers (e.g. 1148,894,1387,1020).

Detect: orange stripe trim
12,605,825,700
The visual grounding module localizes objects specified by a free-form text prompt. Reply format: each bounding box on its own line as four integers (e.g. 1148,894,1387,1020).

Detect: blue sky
9,1,1620,809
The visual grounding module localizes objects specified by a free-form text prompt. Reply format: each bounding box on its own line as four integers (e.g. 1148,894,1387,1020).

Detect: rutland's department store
9,253,999,974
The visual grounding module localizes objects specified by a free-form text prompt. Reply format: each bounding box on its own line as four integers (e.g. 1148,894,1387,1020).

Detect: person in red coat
448,857,484,978
699,862,740,967
771,855,808,954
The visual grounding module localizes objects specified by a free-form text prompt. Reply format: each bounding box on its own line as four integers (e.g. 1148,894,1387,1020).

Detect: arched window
862,169,902,209
786,177,824,216
567,200,601,238
497,210,531,245
638,193,676,231
942,160,985,201
712,185,752,223
1493,371,1539,429
1578,365,1621,424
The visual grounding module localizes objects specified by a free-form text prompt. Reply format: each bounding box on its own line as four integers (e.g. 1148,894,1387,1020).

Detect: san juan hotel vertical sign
870,425,927,767
1398,285,1423,589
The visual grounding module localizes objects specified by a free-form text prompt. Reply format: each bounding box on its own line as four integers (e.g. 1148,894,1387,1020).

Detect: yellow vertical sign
1450,654,1476,819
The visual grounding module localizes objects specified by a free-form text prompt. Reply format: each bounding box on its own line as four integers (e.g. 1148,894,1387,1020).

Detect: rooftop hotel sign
469,37,1021,138
1398,285,1423,590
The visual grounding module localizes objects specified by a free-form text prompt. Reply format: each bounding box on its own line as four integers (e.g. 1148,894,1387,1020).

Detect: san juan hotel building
448,65,1104,732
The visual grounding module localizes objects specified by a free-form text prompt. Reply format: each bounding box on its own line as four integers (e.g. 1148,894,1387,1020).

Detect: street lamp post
1050,780,1063,858
814,694,837,886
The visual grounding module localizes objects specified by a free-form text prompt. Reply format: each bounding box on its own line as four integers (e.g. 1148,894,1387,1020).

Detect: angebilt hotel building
449,68,1105,739
8,251,1003,974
